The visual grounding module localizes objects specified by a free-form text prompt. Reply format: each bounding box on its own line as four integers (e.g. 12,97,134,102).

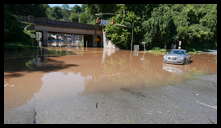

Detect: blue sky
48,4,82,8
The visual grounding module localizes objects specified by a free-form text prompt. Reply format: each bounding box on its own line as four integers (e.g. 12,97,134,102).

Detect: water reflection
4,48,77,72
33,72,87,102
162,63,185,74
25,48,47,69
102,48,118,63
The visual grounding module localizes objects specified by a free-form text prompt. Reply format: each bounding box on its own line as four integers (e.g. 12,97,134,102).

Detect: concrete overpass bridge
20,16,103,47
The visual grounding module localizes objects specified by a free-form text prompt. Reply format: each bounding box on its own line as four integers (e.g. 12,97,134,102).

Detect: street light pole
131,22,134,51
78,11,80,23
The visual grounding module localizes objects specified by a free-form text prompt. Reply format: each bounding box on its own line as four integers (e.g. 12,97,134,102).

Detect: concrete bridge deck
19,16,103,47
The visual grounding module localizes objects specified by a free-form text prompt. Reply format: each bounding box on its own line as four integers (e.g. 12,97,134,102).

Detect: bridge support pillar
93,35,97,47
93,26,98,47
71,34,75,44
42,31,48,46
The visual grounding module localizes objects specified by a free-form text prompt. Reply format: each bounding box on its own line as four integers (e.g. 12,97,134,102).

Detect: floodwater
4,47,217,111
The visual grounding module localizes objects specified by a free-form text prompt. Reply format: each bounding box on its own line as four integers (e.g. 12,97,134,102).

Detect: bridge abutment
93,35,97,47
42,31,48,47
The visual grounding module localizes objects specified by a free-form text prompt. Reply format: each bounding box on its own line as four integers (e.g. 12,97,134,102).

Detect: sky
48,4,82,8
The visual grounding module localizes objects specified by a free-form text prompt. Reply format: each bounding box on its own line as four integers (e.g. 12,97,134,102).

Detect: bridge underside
34,25,103,47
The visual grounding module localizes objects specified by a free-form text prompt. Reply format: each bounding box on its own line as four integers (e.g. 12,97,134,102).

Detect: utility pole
178,40,182,49
78,11,80,23
142,42,146,51
131,22,134,51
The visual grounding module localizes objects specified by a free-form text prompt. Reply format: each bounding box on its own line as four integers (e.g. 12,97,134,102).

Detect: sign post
36,32,42,48
133,45,139,56
131,22,134,51
142,42,146,51
178,41,182,49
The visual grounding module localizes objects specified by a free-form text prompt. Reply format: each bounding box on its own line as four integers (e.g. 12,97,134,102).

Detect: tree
79,12,91,24
125,4,159,20
61,7,71,21
142,5,175,48
4,4,47,17
141,4,217,50
72,5,82,13
173,4,217,49
4,4,48,47
70,13,79,22
46,5,71,21
105,6,141,49
51,7,63,20
62,4,70,10
199,4,217,48
87,4,118,19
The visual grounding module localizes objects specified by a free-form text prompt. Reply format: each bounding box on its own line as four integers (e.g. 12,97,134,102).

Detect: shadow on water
4,48,79,74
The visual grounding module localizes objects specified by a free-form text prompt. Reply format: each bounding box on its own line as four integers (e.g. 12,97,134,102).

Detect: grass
145,47,167,55
186,48,217,55
186,48,204,55
145,47,206,55
187,51,203,55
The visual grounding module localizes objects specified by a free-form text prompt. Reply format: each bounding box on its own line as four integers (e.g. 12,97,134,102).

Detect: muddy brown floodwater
4,47,217,111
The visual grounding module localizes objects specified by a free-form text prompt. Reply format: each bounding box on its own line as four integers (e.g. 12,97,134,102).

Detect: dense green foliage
4,4,48,49
105,4,217,50
46,4,95,24
105,10,141,49
4,4,217,51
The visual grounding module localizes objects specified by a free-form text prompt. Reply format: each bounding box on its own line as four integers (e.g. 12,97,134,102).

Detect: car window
170,50,185,55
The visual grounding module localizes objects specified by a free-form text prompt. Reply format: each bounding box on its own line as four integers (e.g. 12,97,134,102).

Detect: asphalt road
4,74,217,124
